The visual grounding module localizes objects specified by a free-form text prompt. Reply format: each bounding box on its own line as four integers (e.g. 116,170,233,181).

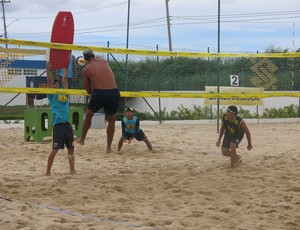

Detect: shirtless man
75,49,120,153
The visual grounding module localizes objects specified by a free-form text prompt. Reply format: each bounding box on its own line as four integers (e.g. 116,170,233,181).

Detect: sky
1,0,300,53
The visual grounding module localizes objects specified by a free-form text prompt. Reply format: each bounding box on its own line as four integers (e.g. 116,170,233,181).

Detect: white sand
0,122,300,230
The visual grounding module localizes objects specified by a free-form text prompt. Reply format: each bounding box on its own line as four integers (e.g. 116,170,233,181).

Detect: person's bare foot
106,148,113,154
70,170,76,175
75,137,84,145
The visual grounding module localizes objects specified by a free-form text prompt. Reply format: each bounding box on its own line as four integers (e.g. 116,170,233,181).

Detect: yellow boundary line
1,38,299,58
1,87,300,98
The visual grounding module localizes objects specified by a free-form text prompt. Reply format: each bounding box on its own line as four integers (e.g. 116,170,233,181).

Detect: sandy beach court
0,122,300,229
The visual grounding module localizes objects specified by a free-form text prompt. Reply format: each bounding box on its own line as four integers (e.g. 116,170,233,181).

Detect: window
23,69,37,76
7,69,22,76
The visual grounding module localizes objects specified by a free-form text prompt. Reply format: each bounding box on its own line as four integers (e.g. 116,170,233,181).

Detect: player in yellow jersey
216,105,253,168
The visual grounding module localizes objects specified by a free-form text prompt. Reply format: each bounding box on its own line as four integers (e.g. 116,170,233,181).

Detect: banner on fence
204,86,264,106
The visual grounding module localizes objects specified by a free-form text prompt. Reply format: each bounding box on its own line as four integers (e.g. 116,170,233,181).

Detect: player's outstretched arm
46,62,53,88
61,68,69,89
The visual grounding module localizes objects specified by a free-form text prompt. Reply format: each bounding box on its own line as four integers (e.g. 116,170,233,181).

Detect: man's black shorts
52,123,74,149
222,134,244,148
123,130,146,141
88,88,120,115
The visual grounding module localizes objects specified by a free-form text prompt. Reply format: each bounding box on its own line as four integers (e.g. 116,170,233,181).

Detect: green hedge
1,104,299,121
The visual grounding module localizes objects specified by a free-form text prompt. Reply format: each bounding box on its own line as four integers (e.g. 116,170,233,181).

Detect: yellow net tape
1,87,300,98
1,38,299,58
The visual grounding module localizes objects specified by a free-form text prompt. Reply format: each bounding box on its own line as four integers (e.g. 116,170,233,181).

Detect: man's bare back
82,58,117,94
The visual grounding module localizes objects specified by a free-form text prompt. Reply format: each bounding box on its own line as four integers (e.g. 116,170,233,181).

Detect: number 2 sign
230,75,239,86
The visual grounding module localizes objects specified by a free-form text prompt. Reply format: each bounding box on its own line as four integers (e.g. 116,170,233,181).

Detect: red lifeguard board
49,11,74,69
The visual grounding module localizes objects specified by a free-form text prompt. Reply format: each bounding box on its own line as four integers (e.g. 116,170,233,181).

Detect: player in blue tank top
47,93,69,126
216,105,253,168
46,61,75,176
118,107,153,152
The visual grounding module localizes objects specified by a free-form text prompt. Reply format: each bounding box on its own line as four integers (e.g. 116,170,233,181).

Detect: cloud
1,0,300,52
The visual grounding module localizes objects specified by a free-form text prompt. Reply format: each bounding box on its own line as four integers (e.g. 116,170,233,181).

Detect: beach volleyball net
1,38,300,119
